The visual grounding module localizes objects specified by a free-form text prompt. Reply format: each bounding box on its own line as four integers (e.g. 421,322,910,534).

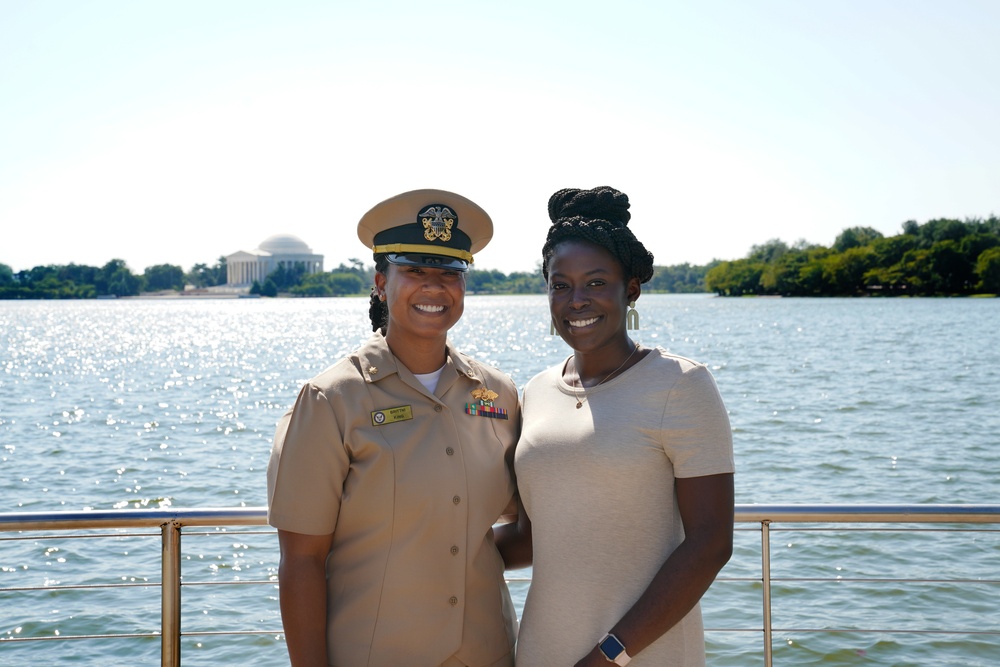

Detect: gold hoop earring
626,301,639,330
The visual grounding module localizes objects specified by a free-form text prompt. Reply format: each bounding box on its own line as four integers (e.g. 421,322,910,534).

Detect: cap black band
373,222,472,252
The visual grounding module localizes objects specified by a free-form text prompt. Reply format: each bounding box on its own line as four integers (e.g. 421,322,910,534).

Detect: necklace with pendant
572,342,640,409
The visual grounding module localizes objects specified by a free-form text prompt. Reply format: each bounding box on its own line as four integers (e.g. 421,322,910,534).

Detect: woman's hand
574,473,734,662
574,645,611,667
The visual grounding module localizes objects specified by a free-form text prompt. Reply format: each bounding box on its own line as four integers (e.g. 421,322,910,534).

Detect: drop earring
626,301,639,330
549,317,563,338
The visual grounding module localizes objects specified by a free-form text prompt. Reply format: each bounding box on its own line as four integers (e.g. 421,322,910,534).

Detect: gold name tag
371,405,413,426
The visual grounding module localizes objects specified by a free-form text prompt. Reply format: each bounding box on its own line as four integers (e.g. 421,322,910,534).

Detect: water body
1,295,998,665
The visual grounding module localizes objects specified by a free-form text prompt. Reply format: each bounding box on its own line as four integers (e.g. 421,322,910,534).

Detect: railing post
761,520,772,667
161,520,182,667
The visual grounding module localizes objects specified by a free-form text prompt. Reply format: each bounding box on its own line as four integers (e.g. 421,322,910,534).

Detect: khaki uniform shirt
267,333,519,667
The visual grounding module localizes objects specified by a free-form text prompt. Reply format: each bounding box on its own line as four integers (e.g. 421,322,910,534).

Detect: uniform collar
357,332,480,387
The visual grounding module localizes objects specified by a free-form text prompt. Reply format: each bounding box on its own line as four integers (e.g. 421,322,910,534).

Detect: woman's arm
574,472,735,666
493,493,533,570
277,529,335,667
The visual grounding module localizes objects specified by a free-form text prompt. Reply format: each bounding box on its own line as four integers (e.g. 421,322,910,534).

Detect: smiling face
547,240,640,355
376,263,466,348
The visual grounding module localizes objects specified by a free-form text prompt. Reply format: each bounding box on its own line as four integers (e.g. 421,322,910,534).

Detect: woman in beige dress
513,186,735,667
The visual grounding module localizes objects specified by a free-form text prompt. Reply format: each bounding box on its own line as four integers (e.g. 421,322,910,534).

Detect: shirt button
452,495,461,505
466,370,476,378
434,405,443,413
449,596,458,606
450,545,459,555
446,447,454,456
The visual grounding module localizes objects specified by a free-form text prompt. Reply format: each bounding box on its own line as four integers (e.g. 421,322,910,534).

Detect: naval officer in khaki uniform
267,189,519,667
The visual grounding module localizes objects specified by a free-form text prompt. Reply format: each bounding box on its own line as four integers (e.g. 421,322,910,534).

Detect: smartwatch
598,632,631,665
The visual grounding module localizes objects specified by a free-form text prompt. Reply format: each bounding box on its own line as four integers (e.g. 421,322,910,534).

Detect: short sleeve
266,382,350,534
660,363,735,478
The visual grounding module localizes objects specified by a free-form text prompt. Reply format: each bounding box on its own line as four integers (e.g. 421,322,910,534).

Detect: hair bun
547,186,631,226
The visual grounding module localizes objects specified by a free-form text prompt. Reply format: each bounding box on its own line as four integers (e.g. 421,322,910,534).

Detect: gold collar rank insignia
421,205,455,242
466,388,507,420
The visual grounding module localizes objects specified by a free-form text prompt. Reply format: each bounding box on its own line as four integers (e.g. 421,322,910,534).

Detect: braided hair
368,255,390,334
541,186,654,284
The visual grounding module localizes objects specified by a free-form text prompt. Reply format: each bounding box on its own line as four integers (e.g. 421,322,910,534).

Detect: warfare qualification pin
471,388,499,404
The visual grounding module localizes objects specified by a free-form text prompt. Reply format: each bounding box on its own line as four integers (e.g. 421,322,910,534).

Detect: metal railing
2,505,999,666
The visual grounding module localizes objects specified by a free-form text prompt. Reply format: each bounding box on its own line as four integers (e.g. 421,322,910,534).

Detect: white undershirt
413,364,446,393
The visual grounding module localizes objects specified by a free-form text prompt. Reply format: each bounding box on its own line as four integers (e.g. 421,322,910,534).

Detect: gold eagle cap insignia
421,205,455,242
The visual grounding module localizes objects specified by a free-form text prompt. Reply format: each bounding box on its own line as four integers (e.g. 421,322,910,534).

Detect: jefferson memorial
225,234,324,286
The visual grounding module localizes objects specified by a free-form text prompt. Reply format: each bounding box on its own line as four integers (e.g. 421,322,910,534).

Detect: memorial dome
226,234,324,287
257,234,313,255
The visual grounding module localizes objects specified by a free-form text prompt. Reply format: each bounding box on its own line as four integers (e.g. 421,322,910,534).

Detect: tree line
706,216,1000,297
0,258,229,299
0,255,712,299
4,214,998,299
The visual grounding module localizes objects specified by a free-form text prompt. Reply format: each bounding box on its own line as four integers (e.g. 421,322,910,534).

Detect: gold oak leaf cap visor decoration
357,189,494,272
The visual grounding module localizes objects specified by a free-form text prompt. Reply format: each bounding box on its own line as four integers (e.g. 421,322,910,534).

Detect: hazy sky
2,0,998,274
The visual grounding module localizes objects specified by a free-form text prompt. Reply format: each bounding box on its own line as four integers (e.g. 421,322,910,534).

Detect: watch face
599,634,625,659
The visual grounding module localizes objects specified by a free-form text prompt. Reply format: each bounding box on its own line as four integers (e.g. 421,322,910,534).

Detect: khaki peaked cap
357,189,493,269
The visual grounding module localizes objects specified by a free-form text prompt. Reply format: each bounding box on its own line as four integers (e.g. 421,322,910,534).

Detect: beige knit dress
513,348,734,667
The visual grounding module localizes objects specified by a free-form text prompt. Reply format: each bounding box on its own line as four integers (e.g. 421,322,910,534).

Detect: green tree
893,248,933,293
757,249,806,295
706,260,764,296
822,246,875,295
291,282,333,297
96,259,142,297
833,226,884,252
790,247,833,295
705,261,733,296
869,235,918,268
144,264,185,291
748,239,790,264
467,268,507,293
505,270,545,294
262,279,279,297
648,263,712,293
267,262,309,291
185,257,228,288
214,256,228,285
58,263,100,286
186,263,212,288
975,247,1000,293
917,218,969,247
927,240,969,294
290,272,364,297
0,263,14,286
325,272,364,295
2,264,98,299
982,215,1000,236
959,233,1000,267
